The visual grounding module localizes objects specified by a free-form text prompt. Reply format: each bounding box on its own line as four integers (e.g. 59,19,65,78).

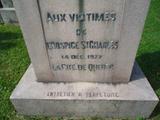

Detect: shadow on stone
130,62,146,82
0,1,2,8
151,101,160,118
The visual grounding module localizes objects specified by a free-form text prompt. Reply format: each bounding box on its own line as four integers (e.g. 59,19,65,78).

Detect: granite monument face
11,0,159,119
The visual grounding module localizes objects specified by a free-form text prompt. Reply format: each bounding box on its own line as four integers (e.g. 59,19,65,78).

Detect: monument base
10,63,159,119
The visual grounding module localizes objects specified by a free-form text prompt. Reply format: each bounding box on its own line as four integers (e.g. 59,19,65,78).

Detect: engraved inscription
47,12,116,23
39,0,126,82
52,64,114,71
46,40,119,50
47,91,119,98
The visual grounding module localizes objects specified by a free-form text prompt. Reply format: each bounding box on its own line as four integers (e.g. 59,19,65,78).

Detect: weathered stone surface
0,8,18,24
13,0,151,83
13,0,54,82
1,0,13,7
10,63,159,119
0,14,3,23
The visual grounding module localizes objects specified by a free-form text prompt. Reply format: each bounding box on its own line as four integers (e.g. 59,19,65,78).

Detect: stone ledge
10,62,159,119
0,8,18,24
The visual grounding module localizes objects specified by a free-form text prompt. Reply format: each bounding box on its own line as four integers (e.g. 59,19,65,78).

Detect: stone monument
10,0,159,119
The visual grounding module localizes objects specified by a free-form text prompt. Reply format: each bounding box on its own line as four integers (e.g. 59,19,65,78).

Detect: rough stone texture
0,8,18,24
10,63,159,119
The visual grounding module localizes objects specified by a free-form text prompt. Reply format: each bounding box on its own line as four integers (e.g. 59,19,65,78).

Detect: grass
0,0,160,119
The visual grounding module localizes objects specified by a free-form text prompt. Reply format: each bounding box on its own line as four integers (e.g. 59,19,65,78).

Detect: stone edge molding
10,62,159,119
0,8,18,24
